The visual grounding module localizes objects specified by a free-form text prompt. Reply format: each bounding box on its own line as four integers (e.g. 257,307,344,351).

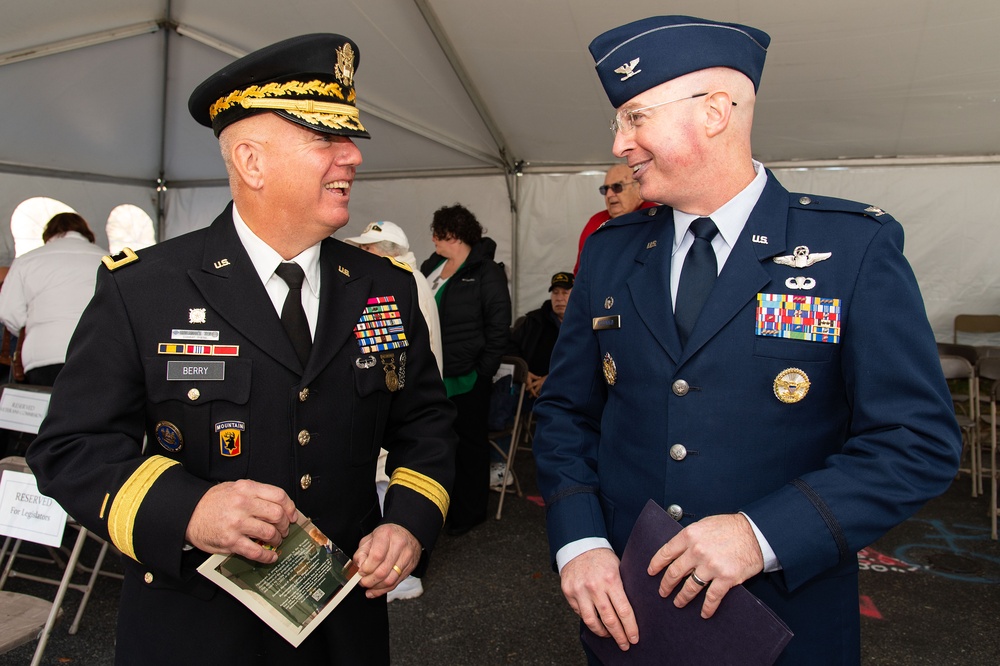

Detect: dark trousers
446,374,492,531
25,363,64,387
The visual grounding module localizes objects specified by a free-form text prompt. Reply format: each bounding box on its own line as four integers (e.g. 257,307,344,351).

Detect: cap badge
335,42,356,86
614,58,641,81
603,352,618,386
774,368,810,404
784,276,816,291
773,246,832,269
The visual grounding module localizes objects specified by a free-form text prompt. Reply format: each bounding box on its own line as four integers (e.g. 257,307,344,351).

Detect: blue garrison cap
589,16,770,108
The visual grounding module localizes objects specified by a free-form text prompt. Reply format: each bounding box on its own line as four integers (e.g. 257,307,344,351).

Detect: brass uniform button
671,379,689,396
297,430,311,446
669,444,687,461
799,196,813,205
144,572,154,584
667,504,684,520
299,387,310,402
300,474,312,490
187,388,200,401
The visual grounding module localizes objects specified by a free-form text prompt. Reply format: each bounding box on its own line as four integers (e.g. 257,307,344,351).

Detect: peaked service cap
189,33,369,138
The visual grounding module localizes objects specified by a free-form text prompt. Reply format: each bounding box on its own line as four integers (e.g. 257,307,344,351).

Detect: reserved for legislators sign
0,470,67,547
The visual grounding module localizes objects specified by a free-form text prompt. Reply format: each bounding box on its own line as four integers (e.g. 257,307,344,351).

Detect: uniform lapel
625,210,682,363
187,208,302,374
678,175,791,363
303,238,372,384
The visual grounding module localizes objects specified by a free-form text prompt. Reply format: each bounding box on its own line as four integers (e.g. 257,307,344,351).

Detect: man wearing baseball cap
28,34,455,664
532,15,960,663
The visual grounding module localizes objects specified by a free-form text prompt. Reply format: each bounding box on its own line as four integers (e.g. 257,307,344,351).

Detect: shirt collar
232,204,321,299
673,160,768,252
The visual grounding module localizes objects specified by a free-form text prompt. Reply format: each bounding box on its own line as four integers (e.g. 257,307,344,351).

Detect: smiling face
609,68,755,215
261,116,362,237
225,113,363,254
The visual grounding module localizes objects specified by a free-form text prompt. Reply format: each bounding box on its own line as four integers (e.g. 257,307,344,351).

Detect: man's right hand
560,547,638,651
185,480,298,564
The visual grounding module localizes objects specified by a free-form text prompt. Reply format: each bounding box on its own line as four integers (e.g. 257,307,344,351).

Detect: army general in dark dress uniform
27,34,455,665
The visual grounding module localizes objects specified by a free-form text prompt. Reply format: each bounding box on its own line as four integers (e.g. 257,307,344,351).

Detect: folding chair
977,358,1000,540
488,356,531,519
953,314,1000,344
938,354,980,496
0,456,119,664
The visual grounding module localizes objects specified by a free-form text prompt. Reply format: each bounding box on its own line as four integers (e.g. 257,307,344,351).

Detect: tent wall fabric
2,162,999,344
2,1,999,345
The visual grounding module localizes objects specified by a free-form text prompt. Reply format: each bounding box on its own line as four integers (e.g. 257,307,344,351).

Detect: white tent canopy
1,0,999,338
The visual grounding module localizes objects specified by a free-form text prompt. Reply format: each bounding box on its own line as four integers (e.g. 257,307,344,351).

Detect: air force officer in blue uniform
532,16,961,664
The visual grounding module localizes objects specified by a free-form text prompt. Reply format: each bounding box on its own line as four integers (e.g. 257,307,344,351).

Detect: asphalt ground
2,455,998,665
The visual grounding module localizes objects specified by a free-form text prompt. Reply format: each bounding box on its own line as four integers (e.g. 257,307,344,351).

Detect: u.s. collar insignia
155,421,183,452
213,258,230,269
774,368,810,404
335,42,355,86
773,246,832,269
602,352,617,386
189,308,207,324
646,240,657,249
614,58,641,81
216,421,245,457
339,265,350,277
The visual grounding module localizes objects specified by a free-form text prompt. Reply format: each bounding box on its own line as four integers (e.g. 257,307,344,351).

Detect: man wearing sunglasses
573,164,655,274
533,15,960,664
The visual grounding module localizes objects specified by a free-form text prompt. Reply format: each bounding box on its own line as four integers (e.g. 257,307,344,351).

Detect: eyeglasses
599,181,638,196
609,92,737,135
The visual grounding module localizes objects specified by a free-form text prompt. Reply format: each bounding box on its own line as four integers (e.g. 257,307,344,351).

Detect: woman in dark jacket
421,204,511,534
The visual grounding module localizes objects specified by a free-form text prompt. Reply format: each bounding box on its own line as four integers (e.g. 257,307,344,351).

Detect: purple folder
582,500,793,665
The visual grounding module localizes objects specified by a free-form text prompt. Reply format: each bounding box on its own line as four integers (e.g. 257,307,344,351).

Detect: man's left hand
647,513,764,618
353,523,421,598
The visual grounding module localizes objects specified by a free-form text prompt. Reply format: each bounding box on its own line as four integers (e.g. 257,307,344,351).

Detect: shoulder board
101,247,139,272
593,205,669,235
790,194,897,223
386,256,413,273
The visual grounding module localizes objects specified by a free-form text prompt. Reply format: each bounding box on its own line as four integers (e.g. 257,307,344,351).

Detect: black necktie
274,262,312,366
674,217,719,346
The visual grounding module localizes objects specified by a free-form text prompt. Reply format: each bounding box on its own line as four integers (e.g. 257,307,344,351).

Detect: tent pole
155,2,173,242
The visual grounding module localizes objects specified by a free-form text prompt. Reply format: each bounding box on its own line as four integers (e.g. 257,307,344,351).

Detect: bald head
603,164,644,218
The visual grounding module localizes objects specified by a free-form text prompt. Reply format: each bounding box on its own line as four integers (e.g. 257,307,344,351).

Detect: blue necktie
275,262,312,366
674,217,719,346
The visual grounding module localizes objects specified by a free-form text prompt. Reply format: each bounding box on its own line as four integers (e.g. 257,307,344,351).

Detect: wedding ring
690,571,709,587
392,564,403,576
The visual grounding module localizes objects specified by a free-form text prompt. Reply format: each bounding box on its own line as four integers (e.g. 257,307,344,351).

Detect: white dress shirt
232,205,320,338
